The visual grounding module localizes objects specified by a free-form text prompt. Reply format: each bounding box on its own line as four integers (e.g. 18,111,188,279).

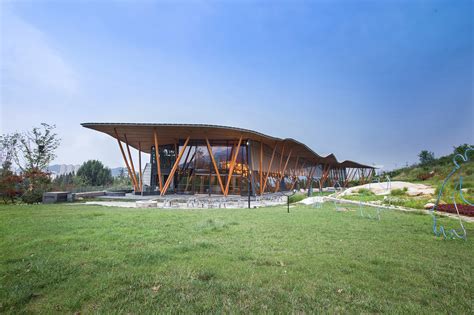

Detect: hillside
384,144,473,192
341,144,474,211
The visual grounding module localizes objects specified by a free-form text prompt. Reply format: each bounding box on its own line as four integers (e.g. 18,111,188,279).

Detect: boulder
424,202,435,209
428,198,446,205
407,190,423,197
136,200,158,208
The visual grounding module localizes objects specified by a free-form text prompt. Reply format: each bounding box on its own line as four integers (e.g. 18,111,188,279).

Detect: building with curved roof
82,123,375,195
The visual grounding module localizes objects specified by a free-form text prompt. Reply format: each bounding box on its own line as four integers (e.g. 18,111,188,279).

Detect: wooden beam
275,149,292,192
320,164,331,187
259,142,263,195
153,128,163,192
124,134,139,190
224,136,243,196
138,142,143,192
366,168,374,183
289,157,300,191
343,168,352,187
262,142,278,194
114,128,137,191
161,137,190,195
292,156,300,177
205,138,225,195
306,166,315,190
278,142,286,173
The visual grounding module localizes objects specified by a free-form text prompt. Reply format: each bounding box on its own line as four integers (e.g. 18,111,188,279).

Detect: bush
20,169,51,204
77,160,113,186
289,193,306,203
21,189,44,204
0,173,23,203
357,188,374,196
391,188,406,196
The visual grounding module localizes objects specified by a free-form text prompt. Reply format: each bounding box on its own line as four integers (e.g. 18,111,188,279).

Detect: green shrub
20,169,51,204
391,188,406,196
357,188,374,196
21,189,44,204
289,193,306,203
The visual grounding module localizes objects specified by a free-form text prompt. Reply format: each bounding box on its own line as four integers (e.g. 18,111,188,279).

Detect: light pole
282,189,297,213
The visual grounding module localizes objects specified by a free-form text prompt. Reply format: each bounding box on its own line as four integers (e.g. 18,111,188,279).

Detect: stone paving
83,193,288,209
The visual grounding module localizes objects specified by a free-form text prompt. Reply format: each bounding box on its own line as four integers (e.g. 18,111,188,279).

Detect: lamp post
282,189,297,213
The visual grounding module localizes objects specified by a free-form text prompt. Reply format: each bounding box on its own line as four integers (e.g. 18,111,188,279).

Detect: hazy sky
1,0,472,170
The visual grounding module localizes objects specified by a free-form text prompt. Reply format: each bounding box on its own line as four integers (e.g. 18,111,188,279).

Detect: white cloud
0,10,78,95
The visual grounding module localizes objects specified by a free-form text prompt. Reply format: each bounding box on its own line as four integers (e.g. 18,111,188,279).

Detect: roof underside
81,123,374,169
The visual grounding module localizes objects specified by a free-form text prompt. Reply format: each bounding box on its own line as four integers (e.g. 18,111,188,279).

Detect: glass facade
150,140,252,195
147,139,349,195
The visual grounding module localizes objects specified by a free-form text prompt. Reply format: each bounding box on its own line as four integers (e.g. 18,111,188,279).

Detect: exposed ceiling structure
81,123,375,169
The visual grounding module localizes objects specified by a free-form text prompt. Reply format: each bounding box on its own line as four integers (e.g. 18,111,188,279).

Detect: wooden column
138,141,143,192
275,150,292,192
153,128,163,192
205,138,225,195
160,137,190,195
124,134,139,190
262,142,278,194
306,166,316,190
289,157,300,191
114,128,137,191
259,142,263,195
224,136,243,196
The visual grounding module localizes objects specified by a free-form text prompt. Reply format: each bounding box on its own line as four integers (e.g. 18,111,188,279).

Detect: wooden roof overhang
81,123,375,169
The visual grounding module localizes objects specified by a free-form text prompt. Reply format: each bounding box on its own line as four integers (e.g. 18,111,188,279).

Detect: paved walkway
82,193,288,209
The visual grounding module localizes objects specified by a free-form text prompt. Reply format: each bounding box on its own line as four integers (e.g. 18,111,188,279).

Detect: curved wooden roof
81,122,374,169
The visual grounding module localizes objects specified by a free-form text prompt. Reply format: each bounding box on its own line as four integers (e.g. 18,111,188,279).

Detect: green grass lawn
1,203,473,313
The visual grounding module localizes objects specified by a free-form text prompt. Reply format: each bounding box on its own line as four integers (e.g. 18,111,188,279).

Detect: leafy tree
118,167,125,178
77,160,113,186
0,169,22,203
14,124,61,172
52,172,75,190
0,133,20,173
20,169,51,204
453,144,473,156
418,150,435,165
1,125,59,203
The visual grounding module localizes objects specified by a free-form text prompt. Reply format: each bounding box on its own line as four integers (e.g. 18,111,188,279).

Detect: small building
81,123,375,196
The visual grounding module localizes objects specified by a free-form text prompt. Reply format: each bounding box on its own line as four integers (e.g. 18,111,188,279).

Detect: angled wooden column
343,168,353,187
306,166,316,190
205,138,225,195
278,142,286,173
366,168,374,183
124,134,139,190
259,142,263,195
138,142,143,192
359,168,365,184
292,156,300,177
289,157,300,191
275,149,292,192
224,136,243,196
320,164,331,187
153,128,163,192
262,142,278,194
114,128,137,191
161,137,190,195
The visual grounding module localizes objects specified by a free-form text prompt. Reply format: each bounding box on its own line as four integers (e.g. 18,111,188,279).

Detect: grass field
1,203,473,313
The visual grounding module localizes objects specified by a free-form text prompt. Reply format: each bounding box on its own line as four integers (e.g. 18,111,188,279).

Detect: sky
1,0,472,171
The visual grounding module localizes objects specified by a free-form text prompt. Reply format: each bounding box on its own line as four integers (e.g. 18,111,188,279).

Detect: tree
77,160,113,186
418,150,435,165
13,123,61,172
453,144,473,156
0,133,20,173
0,168,22,203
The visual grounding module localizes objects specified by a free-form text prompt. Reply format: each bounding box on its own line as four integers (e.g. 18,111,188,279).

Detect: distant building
82,123,375,195
47,164,80,178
